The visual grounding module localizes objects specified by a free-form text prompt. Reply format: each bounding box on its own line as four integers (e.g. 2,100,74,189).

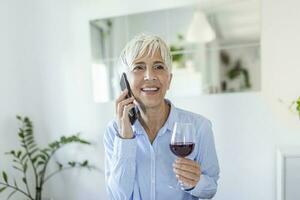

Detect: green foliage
2,172,8,183
227,60,251,89
170,34,185,68
296,97,300,114
0,187,6,192
0,116,96,200
291,96,300,119
170,46,184,63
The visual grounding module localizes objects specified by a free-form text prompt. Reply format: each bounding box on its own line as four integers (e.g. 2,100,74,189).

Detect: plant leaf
43,148,52,153
23,117,29,123
68,161,76,167
24,163,28,172
29,148,39,156
81,160,88,167
23,158,29,166
27,141,36,148
25,134,33,140
40,150,49,159
17,151,22,158
32,157,37,164
25,128,32,133
13,166,23,173
39,155,46,161
18,132,24,139
25,136,34,142
35,161,45,167
56,162,63,170
0,187,6,193
21,153,28,162
22,177,26,184
12,159,21,164
2,172,8,183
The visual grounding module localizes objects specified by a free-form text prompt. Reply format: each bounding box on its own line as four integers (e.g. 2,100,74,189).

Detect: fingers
115,89,129,112
114,90,136,138
176,158,200,169
173,158,201,187
173,158,201,176
176,174,197,188
173,167,199,181
122,103,135,119
116,96,134,118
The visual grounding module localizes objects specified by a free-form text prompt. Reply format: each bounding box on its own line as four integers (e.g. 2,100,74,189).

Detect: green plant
170,34,185,68
227,60,251,89
290,96,300,119
0,116,96,200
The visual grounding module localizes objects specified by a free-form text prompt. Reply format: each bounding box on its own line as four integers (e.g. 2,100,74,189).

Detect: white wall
0,1,48,199
261,0,300,132
1,0,300,200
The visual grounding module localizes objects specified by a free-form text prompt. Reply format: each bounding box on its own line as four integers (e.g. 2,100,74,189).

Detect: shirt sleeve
103,120,138,200
186,119,220,199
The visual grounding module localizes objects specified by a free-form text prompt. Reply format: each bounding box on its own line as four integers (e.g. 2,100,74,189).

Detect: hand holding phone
120,73,138,125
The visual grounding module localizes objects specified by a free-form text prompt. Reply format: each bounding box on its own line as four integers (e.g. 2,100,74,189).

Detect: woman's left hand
173,158,201,188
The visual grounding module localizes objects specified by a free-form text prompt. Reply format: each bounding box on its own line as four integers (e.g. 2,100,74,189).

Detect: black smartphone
120,73,137,125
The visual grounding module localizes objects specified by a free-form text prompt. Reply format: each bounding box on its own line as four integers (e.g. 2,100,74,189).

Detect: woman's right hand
115,89,135,139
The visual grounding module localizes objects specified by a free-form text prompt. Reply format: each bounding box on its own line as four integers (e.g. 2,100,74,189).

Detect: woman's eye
133,65,144,71
154,64,165,70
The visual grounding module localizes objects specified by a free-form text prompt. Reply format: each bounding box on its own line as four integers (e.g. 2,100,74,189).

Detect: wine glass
169,122,195,189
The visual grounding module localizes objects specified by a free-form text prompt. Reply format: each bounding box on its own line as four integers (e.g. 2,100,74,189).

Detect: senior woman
103,34,219,200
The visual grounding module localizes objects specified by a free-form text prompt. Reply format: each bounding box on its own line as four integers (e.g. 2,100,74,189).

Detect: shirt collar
132,99,177,135
162,99,176,133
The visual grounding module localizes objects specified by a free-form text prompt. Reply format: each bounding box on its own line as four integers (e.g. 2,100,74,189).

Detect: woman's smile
140,85,160,95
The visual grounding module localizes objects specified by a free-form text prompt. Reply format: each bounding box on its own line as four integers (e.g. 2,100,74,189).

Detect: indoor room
0,0,300,199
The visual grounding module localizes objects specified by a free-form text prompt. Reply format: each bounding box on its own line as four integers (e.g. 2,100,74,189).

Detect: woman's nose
144,68,157,80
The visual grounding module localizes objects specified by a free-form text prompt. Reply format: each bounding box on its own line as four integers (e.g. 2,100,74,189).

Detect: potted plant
0,116,98,200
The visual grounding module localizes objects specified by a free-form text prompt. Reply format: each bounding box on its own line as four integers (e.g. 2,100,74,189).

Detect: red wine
169,142,195,157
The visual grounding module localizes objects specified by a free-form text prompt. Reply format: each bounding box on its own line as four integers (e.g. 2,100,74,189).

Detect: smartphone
120,73,138,125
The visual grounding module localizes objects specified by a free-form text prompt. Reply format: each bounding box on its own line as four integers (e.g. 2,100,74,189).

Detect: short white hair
119,33,172,72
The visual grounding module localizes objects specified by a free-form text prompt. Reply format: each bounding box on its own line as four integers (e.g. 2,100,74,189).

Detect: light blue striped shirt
104,100,220,200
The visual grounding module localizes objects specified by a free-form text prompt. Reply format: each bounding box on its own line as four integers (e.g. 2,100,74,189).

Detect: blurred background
0,0,300,199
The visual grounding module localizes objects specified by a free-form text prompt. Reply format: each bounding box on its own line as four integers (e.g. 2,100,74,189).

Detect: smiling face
128,49,172,110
